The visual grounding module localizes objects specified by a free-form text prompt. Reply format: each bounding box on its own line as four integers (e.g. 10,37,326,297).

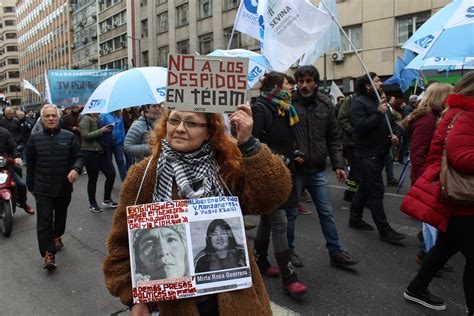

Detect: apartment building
98,0,128,69
16,0,72,107
315,0,452,92
0,0,21,107
71,0,99,69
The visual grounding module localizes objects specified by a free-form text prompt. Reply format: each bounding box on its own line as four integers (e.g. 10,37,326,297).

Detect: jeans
291,170,341,256
409,217,474,312
36,194,71,256
350,156,391,232
285,207,298,250
83,150,115,206
255,208,289,254
105,144,127,181
12,169,27,206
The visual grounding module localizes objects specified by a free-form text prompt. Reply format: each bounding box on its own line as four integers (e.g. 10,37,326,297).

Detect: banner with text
46,69,121,107
165,54,249,113
127,196,251,303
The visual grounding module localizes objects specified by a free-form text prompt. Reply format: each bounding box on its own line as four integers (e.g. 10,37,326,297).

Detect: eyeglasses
167,117,208,129
209,231,230,237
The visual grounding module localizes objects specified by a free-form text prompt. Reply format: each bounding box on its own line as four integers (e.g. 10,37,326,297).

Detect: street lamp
127,35,141,67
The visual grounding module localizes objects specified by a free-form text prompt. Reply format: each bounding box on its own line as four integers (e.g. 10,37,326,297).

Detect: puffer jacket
292,90,344,173
103,145,290,316
401,94,474,230
0,127,20,158
123,115,156,162
26,127,84,197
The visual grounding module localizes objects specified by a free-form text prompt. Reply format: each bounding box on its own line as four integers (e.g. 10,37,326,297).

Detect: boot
275,250,307,298
253,240,280,277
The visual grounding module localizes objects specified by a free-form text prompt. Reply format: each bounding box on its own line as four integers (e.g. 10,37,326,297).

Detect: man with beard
289,65,358,269
348,73,405,243
61,105,82,143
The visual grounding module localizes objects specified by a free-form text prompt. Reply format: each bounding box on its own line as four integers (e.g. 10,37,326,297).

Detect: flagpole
226,26,236,50
320,0,393,136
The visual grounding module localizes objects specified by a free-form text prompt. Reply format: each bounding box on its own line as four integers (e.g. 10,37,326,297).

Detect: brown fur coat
103,144,291,315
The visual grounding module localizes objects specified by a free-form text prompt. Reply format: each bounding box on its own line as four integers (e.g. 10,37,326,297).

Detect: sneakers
89,204,103,213
261,266,281,277
386,178,399,187
380,229,405,243
289,249,303,267
43,251,57,271
21,203,35,215
348,219,375,231
55,237,64,252
298,203,312,215
403,288,446,310
330,250,359,268
102,200,118,208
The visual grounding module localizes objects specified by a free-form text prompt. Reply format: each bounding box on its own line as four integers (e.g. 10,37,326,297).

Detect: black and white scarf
152,139,225,202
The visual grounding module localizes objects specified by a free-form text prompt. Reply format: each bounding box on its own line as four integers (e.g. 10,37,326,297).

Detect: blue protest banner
45,69,122,107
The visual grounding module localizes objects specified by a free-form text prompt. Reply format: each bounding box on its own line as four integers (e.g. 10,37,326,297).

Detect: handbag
439,111,474,205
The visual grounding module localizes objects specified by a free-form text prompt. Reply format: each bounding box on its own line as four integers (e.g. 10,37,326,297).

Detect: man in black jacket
348,73,405,243
27,104,84,270
290,65,358,269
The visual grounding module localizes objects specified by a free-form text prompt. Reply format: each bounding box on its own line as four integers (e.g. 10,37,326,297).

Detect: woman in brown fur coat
103,105,291,315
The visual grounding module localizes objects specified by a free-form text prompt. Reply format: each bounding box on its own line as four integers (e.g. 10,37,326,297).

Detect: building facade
71,0,99,69
0,0,21,107
98,0,128,69
315,0,451,93
16,0,73,107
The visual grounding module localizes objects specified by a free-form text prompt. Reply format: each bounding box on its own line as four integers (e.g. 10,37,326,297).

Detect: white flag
44,71,52,103
259,0,332,72
234,0,260,40
300,0,341,65
22,79,42,97
329,81,344,105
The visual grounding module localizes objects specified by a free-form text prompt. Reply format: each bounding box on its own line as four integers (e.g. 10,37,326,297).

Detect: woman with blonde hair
103,105,291,315
401,83,453,266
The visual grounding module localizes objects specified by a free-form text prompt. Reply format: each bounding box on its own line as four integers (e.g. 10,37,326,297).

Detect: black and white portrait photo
191,218,247,273
131,224,189,282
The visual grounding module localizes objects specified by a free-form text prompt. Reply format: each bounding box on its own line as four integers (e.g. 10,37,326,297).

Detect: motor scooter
0,155,17,237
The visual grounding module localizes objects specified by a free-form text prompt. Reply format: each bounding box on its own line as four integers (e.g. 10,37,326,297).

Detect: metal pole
320,0,393,136
323,53,328,93
138,39,141,67
226,26,237,50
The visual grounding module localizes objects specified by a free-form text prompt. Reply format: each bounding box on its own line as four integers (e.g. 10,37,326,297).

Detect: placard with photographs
127,196,251,303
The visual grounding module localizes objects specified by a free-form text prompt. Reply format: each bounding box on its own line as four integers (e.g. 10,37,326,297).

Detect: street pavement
0,164,467,315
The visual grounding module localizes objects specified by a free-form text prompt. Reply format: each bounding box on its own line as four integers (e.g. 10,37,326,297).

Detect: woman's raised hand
229,104,253,144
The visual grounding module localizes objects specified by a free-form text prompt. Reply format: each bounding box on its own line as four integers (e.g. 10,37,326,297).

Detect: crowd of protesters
1,67,473,316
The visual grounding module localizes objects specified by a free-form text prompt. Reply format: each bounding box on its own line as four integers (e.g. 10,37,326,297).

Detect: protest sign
127,196,251,304
165,54,249,113
45,69,121,107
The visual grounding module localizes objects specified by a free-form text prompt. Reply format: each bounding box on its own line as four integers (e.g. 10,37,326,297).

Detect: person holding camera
251,71,307,298
291,65,358,269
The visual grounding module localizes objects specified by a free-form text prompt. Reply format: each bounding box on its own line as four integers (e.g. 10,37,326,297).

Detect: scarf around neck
262,89,300,126
153,139,225,202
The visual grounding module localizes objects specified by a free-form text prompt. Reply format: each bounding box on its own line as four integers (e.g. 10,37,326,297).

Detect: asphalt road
0,164,467,315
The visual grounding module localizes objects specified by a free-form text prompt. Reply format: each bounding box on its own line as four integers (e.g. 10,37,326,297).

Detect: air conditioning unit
107,47,112,53
70,43,75,49
106,25,112,30
121,41,127,48
82,38,88,44
331,51,344,63
113,21,119,27
99,49,105,56
89,56,98,62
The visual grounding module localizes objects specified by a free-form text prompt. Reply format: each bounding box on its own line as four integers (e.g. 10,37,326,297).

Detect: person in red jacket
403,72,474,315
401,83,453,264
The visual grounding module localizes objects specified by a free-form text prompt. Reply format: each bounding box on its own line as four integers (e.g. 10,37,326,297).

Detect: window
176,4,188,27
223,0,239,11
177,40,189,54
4,20,15,26
224,27,241,49
157,12,168,33
141,19,148,38
6,45,18,52
5,33,17,39
142,51,149,66
340,25,362,52
158,46,169,66
199,0,212,19
8,71,20,78
7,58,19,65
397,12,430,45
199,33,213,55
9,84,20,92
3,7,15,13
